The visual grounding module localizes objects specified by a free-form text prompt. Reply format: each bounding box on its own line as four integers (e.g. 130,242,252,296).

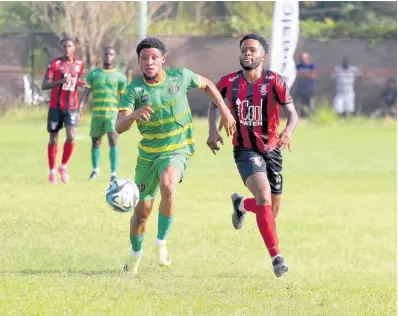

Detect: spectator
372,77,397,120
295,52,317,117
332,57,361,117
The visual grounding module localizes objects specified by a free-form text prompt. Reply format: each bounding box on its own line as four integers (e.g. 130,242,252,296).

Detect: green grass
0,111,396,315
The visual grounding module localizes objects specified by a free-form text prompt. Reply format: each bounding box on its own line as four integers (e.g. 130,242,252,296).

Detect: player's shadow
0,269,123,276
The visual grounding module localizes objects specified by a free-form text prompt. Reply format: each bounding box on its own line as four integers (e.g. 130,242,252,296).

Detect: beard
240,57,262,71
143,72,159,81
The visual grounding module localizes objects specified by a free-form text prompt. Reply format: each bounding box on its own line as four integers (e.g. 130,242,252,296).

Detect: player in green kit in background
116,38,236,275
79,47,127,182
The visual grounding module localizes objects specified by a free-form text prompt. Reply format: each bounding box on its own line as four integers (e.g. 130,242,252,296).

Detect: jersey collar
144,70,166,86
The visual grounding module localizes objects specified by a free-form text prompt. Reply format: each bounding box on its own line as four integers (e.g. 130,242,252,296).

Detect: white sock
271,254,282,261
60,164,67,169
50,169,56,174
94,168,100,173
131,249,143,258
110,171,116,176
155,238,166,247
238,199,246,212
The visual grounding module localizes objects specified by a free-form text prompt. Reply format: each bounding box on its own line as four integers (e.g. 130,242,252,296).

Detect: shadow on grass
0,269,123,276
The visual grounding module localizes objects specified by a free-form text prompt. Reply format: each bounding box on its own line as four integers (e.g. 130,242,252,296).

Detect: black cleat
231,193,246,230
110,175,117,182
272,255,289,277
89,171,100,181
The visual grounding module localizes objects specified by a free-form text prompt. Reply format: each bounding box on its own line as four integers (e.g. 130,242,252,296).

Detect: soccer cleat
154,244,171,267
48,173,58,184
110,174,117,182
89,171,100,181
272,255,289,277
123,255,142,275
58,167,70,183
231,193,246,230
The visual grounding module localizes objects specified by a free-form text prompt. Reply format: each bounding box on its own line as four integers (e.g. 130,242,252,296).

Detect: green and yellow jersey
119,68,204,160
86,68,127,118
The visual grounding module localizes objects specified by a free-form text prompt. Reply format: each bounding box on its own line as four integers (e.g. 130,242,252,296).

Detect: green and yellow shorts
134,152,189,201
90,116,116,138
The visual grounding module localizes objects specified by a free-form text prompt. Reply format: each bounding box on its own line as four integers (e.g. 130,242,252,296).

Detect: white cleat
123,255,142,275
154,244,171,267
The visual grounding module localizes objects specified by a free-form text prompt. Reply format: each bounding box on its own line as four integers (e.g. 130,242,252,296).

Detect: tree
35,1,176,70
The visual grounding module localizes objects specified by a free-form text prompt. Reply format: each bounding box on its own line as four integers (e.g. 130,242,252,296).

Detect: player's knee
160,183,176,200
108,136,117,147
66,133,76,143
254,192,271,206
92,138,101,148
49,134,58,145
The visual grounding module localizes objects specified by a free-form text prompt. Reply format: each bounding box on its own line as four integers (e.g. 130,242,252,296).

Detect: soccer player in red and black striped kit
207,34,298,277
41,38,85,184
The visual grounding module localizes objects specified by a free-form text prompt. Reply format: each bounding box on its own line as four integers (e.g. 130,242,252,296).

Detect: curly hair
136,37,167,57
239,34,268,53
60,38,74,45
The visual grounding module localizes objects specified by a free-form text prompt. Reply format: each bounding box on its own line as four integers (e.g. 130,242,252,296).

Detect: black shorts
47,108,78,133
234,147,283,194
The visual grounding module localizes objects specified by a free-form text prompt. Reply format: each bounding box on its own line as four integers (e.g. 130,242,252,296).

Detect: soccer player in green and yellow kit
116,38,236,275
79,47,127,182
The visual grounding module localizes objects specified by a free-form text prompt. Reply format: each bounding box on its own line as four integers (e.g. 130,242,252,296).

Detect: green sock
91,147,100,170
110,146,119,173
157,213,174,240
130,233,144,252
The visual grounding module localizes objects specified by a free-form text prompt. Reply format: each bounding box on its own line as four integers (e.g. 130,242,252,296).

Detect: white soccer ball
106,179,139,212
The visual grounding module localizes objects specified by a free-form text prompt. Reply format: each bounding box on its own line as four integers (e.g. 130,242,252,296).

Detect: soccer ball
106,179,139,212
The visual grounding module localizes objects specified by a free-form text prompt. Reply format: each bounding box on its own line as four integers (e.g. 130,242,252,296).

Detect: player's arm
41,61,68,90
274,75,299,151
78,88,91,117
115,87,154,134
197,74,236,137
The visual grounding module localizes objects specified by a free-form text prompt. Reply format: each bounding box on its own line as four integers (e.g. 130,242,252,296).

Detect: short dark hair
60,37,74,45
104,46,116,53
240,34,268,53
136,37,167,57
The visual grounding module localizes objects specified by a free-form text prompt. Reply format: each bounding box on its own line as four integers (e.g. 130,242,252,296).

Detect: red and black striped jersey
45,57,84,110
216,70,293,153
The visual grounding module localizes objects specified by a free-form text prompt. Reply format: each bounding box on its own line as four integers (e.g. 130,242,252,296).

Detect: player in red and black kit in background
41,38,85,184
207,34,298,277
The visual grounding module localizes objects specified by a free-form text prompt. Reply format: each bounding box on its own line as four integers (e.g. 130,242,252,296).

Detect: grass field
0,111,396,315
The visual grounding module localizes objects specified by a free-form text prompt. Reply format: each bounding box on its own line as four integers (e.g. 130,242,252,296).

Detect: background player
207,33,299,277
116,37,236,275
41,38,85,184
79,47,127,182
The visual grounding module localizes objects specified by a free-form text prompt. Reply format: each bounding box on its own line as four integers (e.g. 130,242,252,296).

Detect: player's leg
106,126,119,182
345,93,356,118
333,94,345,118
125,157,159,274
154,154,188,266
89,117,105,180
58,110,78,183
89,137,102,180
47,108,62,184
124,199,154,274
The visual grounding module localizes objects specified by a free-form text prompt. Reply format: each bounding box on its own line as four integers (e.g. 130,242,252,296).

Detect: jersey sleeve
216,77,228,99
44,60,55,80
78,62,84,77
85,70,94,89
273,74,293,106
183,68,204,90
118,73,128,94
119,84,137,112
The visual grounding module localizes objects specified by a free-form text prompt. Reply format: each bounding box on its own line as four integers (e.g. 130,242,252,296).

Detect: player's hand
63,74,71,84
218,110,236,137
133,104,154,121
78,78,87,88
78,106,84,119
206,131,224,155
277,130,292,151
